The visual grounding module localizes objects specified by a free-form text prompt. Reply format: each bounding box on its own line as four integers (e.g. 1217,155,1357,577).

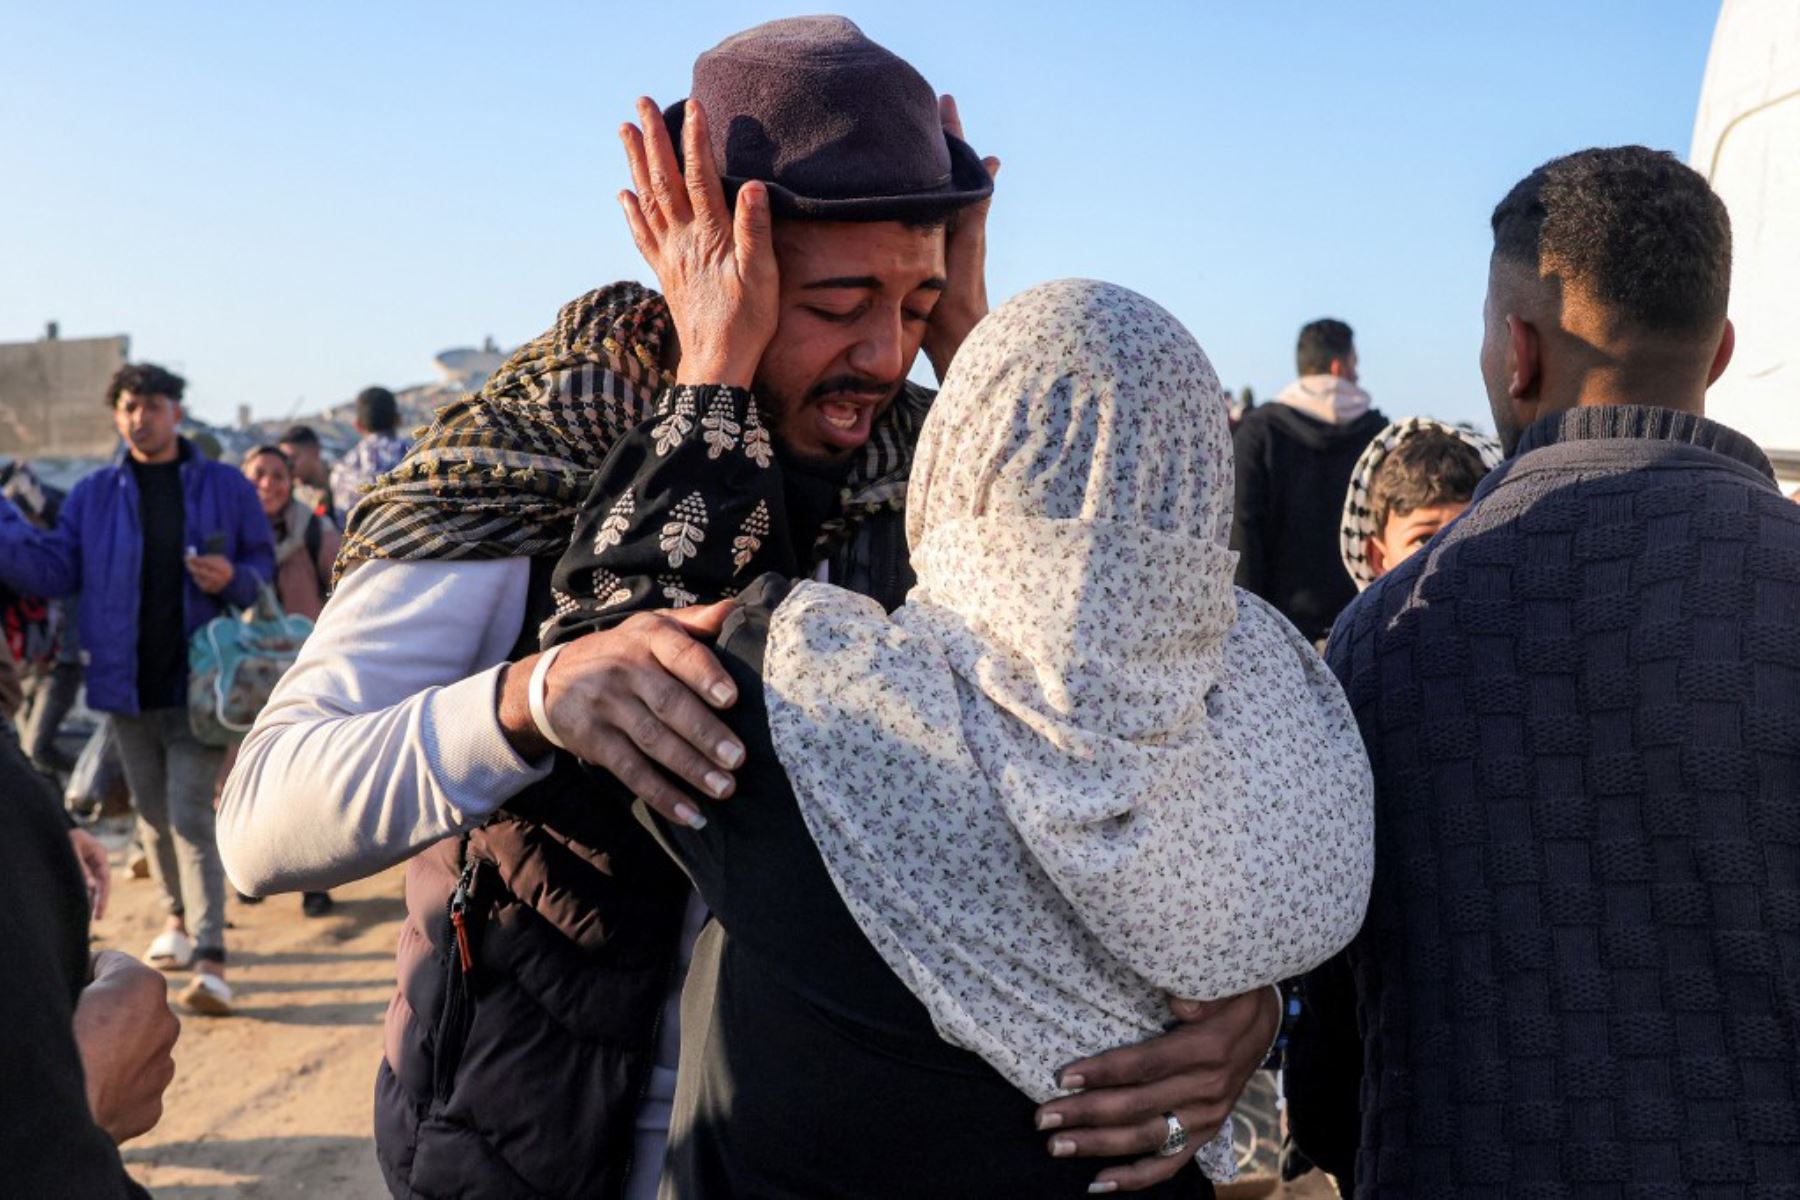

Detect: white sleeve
218,557,553,895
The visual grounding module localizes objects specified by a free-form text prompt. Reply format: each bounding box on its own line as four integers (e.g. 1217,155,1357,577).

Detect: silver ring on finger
1156,1111,1188,1159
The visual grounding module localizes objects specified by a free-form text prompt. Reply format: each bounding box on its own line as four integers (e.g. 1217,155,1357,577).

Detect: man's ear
1506,315,1540,399
1503,314,1541,432
1363,533,1388,582
1328,357,1350,380
1707,318,1736,387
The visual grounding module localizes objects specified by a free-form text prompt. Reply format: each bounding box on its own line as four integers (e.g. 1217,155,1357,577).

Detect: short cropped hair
1367,427,1492,531
1296,319,1354,376
278,424,321,448
106,363,186,408
1490,145,1731,335
355,387,400,435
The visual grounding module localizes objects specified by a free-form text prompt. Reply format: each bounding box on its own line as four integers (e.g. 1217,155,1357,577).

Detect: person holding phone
0,362,273,1016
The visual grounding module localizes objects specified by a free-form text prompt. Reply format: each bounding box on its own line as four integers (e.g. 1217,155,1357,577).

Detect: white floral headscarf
763,280,1374,1177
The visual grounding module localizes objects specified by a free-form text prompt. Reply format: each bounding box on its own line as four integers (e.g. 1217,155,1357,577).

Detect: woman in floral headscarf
543,279,1374,1198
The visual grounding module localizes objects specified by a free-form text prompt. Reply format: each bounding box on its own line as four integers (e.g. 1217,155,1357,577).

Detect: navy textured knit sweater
1290,406,1800,1196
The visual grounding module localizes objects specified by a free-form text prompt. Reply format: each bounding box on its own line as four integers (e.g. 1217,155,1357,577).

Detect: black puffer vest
375,518,915,1199
374,557,692,1200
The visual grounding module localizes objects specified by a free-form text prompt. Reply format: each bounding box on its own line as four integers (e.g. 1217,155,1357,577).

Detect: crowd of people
4,13,1798,1200
0,380,408,1019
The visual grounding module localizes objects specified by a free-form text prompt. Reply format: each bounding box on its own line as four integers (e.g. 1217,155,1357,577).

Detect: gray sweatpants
114,708,227,962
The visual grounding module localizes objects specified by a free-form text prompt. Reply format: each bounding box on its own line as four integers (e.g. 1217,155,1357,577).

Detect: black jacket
1230,403,1385,643
0,732,150,1199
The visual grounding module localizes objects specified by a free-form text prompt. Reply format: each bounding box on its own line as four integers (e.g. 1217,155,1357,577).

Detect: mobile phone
203,532,227,555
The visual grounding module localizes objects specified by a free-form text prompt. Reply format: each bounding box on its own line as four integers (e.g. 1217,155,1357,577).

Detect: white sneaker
180,973,233,1016
145,929,194,971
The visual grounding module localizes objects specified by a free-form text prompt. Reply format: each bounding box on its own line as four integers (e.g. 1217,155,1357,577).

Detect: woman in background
239,446,339,917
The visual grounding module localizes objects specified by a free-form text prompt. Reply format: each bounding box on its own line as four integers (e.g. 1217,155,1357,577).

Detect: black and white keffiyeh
1338,416,1504,591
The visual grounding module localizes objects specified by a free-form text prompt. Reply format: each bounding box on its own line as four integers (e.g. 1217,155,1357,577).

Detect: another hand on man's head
498,602,744,830
619,98,780,391
74,950,180,1144
921,94,1000,385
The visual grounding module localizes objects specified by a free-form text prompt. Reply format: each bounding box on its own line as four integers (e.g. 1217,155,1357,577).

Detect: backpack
186,583,313,747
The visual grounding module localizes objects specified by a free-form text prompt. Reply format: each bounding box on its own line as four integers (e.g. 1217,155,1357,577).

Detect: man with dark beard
221,18,1279,1198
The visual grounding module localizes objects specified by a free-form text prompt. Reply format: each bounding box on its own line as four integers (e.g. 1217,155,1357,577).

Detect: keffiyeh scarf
336,281,928,583
1338,416,1504,591
762,282,1375,1175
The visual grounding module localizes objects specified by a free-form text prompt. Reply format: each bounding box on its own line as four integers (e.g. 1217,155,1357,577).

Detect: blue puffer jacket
0,439,275,715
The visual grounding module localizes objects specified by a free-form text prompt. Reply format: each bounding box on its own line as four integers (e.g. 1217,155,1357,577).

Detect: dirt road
97,855,403,1199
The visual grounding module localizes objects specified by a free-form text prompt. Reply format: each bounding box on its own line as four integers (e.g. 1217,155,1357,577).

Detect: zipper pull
449,860,478,974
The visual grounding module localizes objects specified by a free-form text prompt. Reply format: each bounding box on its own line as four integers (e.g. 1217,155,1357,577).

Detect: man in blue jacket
0,363,273,1016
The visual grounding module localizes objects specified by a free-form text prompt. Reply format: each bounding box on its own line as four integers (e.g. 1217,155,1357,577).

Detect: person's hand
498,602,743,829
184,553,235,595
1034,987,1280,1193
73,950,181,1144
921,94,1001,385
69,826,112,919
620,97,779,390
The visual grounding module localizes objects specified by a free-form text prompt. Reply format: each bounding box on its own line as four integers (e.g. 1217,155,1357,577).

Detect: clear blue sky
4,1,1719,431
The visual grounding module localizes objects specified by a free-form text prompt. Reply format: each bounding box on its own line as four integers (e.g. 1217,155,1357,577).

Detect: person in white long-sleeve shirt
220,21,1280,1198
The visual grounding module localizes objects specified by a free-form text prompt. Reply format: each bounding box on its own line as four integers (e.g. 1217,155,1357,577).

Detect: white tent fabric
1690,0,1800,463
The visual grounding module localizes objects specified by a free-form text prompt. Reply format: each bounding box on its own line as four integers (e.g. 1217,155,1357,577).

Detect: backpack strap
303,514,328,593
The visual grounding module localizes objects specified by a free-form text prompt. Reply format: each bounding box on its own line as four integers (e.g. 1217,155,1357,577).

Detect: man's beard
753,372,904,464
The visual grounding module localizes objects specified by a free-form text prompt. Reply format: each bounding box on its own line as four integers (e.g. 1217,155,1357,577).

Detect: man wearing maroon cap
222,17,1275,1197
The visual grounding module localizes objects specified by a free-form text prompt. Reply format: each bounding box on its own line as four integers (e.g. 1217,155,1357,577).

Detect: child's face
1366,501,1469,580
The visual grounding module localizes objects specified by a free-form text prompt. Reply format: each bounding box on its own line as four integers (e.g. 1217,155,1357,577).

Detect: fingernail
710,682,736,706
1036,1112,1063,1131
1060,1073,1085,1090
1088,1183,1118,1195
674,802,708,830
1050,1138,1076,1158
705,771,731,799
716,740,744,768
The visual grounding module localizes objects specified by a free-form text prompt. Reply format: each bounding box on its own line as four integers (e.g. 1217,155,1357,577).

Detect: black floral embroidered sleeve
541,384,801,650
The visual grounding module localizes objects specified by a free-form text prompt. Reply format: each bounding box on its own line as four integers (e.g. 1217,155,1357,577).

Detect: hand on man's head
619,98,781,390
74,950,181,1145
922,94,1001,385
498,602,746,829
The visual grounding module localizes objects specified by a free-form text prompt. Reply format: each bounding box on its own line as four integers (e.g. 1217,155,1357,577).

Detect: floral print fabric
763,281,1375,1177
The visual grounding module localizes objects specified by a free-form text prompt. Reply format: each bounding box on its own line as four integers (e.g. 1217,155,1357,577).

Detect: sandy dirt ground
95,847,401,1200
91,839,1336,1199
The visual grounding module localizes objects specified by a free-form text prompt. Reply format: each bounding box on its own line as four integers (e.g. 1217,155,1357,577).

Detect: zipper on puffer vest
431,853,483,1105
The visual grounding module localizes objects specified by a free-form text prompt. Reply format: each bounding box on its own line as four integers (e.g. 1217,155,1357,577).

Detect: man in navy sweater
1289,146,1800,1193
0,363,272,1016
